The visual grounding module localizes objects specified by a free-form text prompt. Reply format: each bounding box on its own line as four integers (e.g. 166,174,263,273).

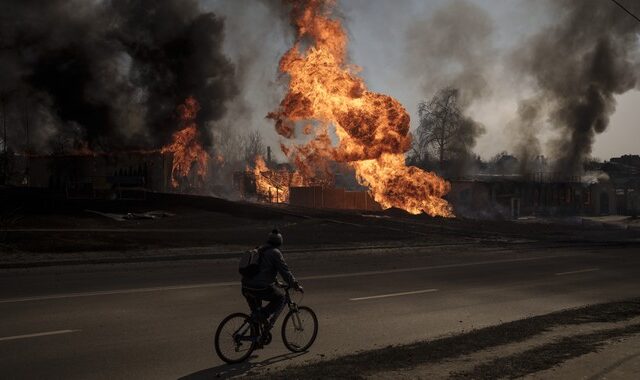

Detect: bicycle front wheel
214,313,257,363
281,306,318,352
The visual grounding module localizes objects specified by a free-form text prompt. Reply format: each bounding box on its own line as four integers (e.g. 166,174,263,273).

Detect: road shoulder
259,298,640,379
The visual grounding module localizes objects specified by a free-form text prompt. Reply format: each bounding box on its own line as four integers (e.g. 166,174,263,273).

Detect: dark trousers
242,285,286,323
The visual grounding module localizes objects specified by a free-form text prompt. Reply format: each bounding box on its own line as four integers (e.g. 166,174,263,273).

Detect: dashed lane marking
0,330,80,342
555,268,600,276
350,289,439,301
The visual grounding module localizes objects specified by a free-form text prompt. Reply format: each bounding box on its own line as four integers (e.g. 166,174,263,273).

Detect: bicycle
214,282,318,364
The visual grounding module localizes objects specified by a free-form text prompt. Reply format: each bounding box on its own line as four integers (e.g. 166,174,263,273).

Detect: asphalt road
1,242,639,379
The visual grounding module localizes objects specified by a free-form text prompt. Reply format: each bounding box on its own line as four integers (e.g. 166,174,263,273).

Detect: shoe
261,331,273,346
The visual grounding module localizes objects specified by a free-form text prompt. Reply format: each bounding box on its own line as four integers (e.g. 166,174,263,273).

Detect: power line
610,0,640,23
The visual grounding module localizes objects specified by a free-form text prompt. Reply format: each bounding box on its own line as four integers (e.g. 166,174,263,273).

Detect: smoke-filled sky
2,0,637,166
205,0,640,163
1,0,237,152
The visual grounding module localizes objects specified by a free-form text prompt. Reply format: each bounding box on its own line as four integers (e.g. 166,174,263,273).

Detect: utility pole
23,98,30,186
24,99,29,152
1,96,6,185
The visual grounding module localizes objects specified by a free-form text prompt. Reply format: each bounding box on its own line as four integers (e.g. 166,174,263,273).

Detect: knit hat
267,228,283,247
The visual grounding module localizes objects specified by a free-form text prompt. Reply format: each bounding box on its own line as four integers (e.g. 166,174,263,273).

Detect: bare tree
242,130,265,166
21,96,30,154
407,138,435,171
213,127,244,165
0,96,8,184
416,87,462,167
414,87,484,176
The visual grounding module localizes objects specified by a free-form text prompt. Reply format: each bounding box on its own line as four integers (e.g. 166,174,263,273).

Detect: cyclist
241,228,302,331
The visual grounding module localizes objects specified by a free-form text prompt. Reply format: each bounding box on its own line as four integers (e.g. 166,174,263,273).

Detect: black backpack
238,246,265,278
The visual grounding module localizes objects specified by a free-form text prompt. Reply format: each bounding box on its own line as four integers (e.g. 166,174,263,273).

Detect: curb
0,242,476,269
2,239,639,270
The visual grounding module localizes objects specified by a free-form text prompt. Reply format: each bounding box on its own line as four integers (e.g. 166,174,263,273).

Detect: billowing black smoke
513,0,640,176
0,0,237,152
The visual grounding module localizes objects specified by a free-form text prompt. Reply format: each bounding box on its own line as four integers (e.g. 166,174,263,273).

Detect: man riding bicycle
216,229,316,362
241,229,302,330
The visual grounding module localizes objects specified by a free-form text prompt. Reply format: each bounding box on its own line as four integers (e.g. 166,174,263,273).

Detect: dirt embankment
1,188,638,259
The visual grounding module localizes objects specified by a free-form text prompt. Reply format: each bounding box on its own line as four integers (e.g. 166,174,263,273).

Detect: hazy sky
205,0,639,161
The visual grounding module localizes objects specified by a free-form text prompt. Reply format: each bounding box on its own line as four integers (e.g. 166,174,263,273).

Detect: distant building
448,178,616,219
602,155,640,215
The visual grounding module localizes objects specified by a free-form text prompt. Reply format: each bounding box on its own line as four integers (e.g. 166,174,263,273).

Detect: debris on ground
86,210,175,222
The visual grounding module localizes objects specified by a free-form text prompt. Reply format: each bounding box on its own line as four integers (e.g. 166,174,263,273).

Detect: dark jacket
241,244,296,289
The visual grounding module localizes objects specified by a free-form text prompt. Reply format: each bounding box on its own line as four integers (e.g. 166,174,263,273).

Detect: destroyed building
235,159,381,211
447,177,616,220
602,155,640,216
11,152,174,199
447,154,640,219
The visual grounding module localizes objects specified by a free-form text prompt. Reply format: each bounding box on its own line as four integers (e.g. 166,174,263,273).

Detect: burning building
234,157,293,204
236,154,383,212
13,148,220,200
8,97,218,199
0,0,236,197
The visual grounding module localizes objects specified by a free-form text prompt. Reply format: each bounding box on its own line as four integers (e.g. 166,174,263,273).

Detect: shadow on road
179,351,308,379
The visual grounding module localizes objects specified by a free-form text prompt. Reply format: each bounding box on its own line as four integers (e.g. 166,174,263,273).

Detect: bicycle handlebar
276,280,303,293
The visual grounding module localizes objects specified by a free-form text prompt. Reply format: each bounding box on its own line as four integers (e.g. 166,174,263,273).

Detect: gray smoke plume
507,97,545,175
0,0,237,153
406,0,495,106
512,0,640,176
205,0,291,165
405,0,492,176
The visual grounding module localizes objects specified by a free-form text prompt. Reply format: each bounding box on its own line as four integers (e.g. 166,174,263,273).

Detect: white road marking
555,268,600,276
301,255,565,280
0,255,581,304
350,289,438,301
0,330,80,342
1,229,218,232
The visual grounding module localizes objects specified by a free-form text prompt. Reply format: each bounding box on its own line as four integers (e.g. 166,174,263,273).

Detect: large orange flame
268,0,453,217
162,96,209,188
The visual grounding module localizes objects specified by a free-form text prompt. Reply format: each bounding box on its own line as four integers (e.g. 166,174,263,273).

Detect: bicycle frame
233,285,301,344
283,288,304,330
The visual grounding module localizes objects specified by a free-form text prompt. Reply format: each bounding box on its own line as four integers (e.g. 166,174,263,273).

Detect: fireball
269,0,453,217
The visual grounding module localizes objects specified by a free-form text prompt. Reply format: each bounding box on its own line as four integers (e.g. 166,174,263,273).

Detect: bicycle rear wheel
281,306,318,352
214,313,257,363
